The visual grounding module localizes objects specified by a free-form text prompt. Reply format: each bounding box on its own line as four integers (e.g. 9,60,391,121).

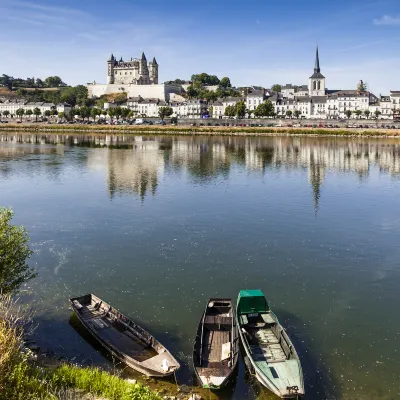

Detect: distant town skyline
0,0,399,95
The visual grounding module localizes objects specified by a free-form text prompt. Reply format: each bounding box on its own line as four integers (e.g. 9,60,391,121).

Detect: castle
107,52,158,85
88,51,182,100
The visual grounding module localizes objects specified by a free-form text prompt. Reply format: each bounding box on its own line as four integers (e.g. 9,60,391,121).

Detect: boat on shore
236,290,304,398
69,293,180,377
193,298,239,389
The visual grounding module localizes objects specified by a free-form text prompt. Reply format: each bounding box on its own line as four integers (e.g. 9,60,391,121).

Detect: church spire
314,45,320,73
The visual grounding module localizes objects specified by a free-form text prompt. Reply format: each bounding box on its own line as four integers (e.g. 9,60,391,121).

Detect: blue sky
0,0,399,95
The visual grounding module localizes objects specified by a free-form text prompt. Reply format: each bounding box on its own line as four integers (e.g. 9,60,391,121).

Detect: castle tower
308,45,325,96
139,52,150,84
107,53,115,84
149,57,159,84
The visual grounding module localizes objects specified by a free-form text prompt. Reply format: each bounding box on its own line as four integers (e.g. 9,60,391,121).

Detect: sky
0,0,400,95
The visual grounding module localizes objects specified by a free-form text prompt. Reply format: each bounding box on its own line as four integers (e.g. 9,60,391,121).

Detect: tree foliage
235,101,246,118
345,110,352,119
158,106,173,120
219,77,231,89
0,208,35,294
224,105,235,117
191,73,220,86
254,100,274,117
271,84,282,93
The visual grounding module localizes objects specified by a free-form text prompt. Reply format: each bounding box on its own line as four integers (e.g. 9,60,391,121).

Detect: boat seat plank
141,352,180,372
240,315,248,325
204,315,232,325
255,329,280,344
260,313,276,324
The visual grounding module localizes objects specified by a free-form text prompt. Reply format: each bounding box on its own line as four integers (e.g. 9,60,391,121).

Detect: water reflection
1,133,400,204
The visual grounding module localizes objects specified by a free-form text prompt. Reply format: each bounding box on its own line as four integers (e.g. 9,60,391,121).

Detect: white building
0,100,71,116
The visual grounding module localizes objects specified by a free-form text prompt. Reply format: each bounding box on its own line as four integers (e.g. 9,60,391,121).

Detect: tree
286,110,293,118
108,107,116,122
235,101,246,119
50,109,58,117
345,110,352,119
158,106,173,121
354,110,362,119
90,107,99,122
44,110,51,118
35,78,44,88
120,107,130,120
3,110,10,119
0,208,36,294
44,76,65,88
254,100,274,118
219,77,231,89
79,106,90,121
271,84,282,93
224,105,235,118
33,107,41,121
25,110,33,120
357,80,367,91
374,110,381,119
191,73,220,86
16,108,25,121
114,107,122,121
364,110,370,119
58,112,65,121
186,85,199,98
293,110,301,119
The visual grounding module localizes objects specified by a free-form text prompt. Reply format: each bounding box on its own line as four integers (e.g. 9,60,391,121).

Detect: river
0,133,399,400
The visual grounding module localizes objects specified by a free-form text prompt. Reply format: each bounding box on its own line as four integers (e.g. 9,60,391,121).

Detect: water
0,133,399,400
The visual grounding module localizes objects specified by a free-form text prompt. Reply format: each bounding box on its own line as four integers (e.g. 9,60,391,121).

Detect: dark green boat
236,290,304,398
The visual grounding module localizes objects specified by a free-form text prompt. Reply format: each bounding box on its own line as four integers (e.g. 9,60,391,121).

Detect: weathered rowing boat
193,298,239,389
69,293,180,377
236,290,304,398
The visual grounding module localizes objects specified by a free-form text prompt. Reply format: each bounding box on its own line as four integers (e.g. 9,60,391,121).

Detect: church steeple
314,45,320,73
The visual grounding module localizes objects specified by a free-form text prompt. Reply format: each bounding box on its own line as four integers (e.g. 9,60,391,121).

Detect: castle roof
141,52,147,61
151,57,158,65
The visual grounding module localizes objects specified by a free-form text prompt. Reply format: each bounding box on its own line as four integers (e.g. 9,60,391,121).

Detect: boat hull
70,294,180,378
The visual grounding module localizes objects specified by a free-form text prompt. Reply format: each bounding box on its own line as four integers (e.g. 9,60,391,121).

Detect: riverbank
0,296,212,400
1,123,400,137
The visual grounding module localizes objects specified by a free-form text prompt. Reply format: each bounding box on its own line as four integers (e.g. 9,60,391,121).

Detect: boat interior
72,294,158,362
194,299,235,374
239,312,295,364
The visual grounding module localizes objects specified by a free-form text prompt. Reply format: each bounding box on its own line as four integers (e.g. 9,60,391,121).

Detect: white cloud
373,15,400,26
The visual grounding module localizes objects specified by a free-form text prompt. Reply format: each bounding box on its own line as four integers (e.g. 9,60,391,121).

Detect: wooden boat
236,290,304,398
193,298,239,389
69,294,180,377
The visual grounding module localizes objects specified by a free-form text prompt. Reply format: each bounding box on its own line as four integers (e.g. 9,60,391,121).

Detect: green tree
108,107,116,122
191,73,220,86
158,106,173,121
90,107,99,122
345,110,352,119
44,110,51,118
44,76,65,88
16,108,25,121
286,110,293,118
235,101,246,119
3,110,10,119
374,110,381,119
186,85,199,98
58,112,65,121
33,107,41,121
364,110,370,119
224,105,235,118
219,77,231,89
0,208,36,294
79,106,90,121
254,100,274,118
271,84,282,93
354,110,362,119
50,109,58,117
25,109,33,119
293,110,301,119
114,107,122,121
120,107,130,119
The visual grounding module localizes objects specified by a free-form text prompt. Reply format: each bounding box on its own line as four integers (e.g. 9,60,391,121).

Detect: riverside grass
0,295,163,400
0,123,400,137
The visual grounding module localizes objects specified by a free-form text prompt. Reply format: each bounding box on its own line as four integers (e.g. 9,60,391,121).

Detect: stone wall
87,83,183,101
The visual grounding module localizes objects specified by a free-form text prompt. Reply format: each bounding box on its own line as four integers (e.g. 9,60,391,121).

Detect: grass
0,294,164,400
0,122,399,137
